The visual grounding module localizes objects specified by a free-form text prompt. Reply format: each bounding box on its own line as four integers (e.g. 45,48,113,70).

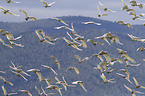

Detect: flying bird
20,10,37,21
0,76,13,86
27,69,42,82
66,66,80,74
9,61,30,76
45,35,62,43
75,36,87,48
124,84,144,96
40,0,56,8
11,70,28,81
0,6,19,16
19,90,32,96
72,81,87,92
63,37,83,51
87,39,104,46
41,65,58,75
121,0,129,10
130,1,143,9
116,73,132,84
41,77,52,86
137,47,145,51
5,0,21,3
98,2,116,12
46,85,62,96
35,86,43,96
2,85,17,96
74,55,89,64
5,32,22,41
82,21,101,25
127,34,141,41
50,56,61,70
116,21,132,28
51,17,68,26
133,77,145,89
0,38,13,48
97,6,108,17
41,86,55,96
35,30,55,45
100,73,116,84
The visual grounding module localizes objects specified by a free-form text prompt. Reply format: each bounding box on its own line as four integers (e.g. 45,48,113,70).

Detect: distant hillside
0,16,145,96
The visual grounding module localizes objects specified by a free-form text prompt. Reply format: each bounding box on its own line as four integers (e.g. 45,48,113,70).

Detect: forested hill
0,16,145,96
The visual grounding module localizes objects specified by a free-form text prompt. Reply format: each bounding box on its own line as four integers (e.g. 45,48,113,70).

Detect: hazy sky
0,0,145,24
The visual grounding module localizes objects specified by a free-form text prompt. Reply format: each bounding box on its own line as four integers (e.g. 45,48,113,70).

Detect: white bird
5,0,21,3
82,21,101,25
72,81,87,92
41,65,58,75
19,90,32,96
51,17,68,26
0,6,19,16
2,85,17,96
40,0,56,8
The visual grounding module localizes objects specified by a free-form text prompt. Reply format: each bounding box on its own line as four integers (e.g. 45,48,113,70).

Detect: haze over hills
0,16,145,96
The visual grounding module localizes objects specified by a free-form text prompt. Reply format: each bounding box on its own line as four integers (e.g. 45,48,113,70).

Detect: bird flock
0,0,145,96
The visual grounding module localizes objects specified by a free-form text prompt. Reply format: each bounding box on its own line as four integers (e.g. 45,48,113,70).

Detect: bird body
66,66,79,74
20,10,37,21
40,0,56,8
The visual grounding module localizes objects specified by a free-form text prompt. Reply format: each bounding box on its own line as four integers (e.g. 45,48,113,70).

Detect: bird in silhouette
82,21,101,25
133,77,145,89
97,6,108,17
9,61,30,76
124,84,144,96
40,0,56,8
98,2,116,12
2,85,17,96
41,65,58,75
100,73,116,84
27,69,42,82
0,6,19,16
50,56,61,70
19,90,32,96
20,10,37,21
72,81,87,92
51,17,68,26
5,0,21,3
116,21,132,28
66,66,79,74
11,70,28,81
0,76,13,86
0,38,13,48
46,85,62,96
74,55,89,64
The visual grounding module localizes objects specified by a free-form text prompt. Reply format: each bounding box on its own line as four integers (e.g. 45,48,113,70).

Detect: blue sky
0,0,145,24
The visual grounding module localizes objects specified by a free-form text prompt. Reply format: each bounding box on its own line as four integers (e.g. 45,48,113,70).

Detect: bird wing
2,85,7,95
29,17,37,21
0,6,5,11
14,35,22,40
74,68,79,74
133,77,139,86
35,86,40,94
7,81,14,86
40,0,48,6
56,87,62,96
100,73,107,82
44,40,55,45
0,38,5,45
124,84,132,92
35,31,43,40
98,2,106,9
45,35,53,41
134,90,144,94
80,39,87,48
48,1,56,6
7,11,20,16
103,37,111,45
60,19,68,26
20,73,28,81
79,83,87,92
5,33,14,41
51,68,58,75
36,72,42,82
75,55,81,62
20,10,28,17
55,76,60,82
